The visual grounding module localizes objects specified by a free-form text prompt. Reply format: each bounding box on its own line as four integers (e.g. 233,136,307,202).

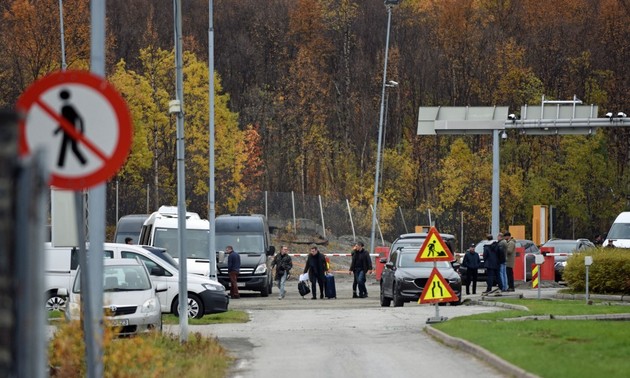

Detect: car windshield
216,233,265,253
73,265,151,293
153,228,210,259
399,253,450,269
607,222,630,239
143,246,180,268
543,242,577,254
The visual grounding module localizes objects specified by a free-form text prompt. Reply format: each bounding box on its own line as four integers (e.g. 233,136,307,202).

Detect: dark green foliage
564,249,630,294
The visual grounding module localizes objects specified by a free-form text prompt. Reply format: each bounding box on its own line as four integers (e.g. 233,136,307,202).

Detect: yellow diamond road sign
415,226,454,262
419,268,458,304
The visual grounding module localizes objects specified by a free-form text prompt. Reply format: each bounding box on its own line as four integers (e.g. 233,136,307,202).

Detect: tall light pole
379,80,398,190
370,0,400,256
58,0,67,71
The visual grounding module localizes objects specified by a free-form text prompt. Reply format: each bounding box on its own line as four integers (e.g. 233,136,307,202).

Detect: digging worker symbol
427,240,446,257
54,89,87,167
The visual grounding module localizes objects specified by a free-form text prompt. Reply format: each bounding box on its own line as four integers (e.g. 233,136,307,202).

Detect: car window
606,222,630,239
543,242,576,253
104,250,114,258
388,250,398,265
398,253,449,268
121,251,172,277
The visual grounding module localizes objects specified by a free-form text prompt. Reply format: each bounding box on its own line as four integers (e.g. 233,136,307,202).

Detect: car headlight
141,297,159,313
254,263,267,274
202,283,223,291
448,277,461,285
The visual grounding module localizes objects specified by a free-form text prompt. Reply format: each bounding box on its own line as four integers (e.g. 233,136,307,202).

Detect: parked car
389,232,458,256
540,238,596,281
45,242,229,318
380,246,462,307
63,258,166,335
106,243,229,318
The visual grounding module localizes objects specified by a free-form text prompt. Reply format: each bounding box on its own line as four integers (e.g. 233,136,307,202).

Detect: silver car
65,258,166,335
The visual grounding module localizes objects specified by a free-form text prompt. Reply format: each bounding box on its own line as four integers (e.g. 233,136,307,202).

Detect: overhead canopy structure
417,106,509,135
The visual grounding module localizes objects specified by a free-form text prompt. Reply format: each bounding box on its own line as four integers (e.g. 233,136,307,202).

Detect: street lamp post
379,80,398,191
370,0,400,256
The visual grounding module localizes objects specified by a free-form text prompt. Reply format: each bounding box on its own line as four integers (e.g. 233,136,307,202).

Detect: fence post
346,199,356,242
318,195,326,239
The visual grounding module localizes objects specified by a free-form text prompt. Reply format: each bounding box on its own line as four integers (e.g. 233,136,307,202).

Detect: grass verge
162,310,249,325
432,299,630,378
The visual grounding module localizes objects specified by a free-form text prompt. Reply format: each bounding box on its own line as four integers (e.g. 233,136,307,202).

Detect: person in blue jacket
226,245,241,299
461,243,481,295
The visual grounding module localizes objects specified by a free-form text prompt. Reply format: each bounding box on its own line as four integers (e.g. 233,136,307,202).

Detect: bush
49,320,230,377
564,248,630,294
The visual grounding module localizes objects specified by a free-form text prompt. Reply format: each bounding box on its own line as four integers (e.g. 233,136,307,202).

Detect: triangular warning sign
415,226,454,262
419,268,458,304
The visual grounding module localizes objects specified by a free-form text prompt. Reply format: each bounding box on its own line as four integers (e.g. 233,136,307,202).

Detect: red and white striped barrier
288,253,379,257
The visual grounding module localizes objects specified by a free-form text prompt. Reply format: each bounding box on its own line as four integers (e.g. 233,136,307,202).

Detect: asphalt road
165,274,508,378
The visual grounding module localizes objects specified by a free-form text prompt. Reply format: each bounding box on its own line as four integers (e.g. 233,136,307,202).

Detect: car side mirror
217,250,226,263
267,245,276,256
385,262,394,269
379,258,387,264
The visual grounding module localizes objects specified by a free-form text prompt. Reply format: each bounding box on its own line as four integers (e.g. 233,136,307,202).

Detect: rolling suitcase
298,280,311,298
324,273,336,299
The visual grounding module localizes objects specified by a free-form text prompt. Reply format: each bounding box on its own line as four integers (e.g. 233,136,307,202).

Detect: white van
138,205,212,276
44,244,79,311
604,212,630,248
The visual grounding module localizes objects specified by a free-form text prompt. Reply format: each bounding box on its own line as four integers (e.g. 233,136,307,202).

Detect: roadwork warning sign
419,268,458,304
415,226,454,262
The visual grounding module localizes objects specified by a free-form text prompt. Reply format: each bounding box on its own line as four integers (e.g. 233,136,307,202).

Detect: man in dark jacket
226,245,241,299
482,240,499,294
461,243,481,295
271,245,293,300
304,246,328,299
349,242,373,298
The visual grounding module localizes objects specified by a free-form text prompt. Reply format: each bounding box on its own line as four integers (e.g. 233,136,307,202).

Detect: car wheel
393,283,404,307
451,294,462,306
173,294,204,319
261,283,270,297
380,283,391,307
46,292,66,312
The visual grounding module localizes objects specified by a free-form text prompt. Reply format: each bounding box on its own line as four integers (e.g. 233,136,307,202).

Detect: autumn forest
2,0,630,245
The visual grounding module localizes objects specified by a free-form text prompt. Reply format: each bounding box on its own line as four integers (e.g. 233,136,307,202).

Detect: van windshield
154,228,210,259
216,234,264,253
607,222,630,240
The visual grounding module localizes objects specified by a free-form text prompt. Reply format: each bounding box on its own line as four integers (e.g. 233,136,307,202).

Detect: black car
380,246,462,307
540,238,596,281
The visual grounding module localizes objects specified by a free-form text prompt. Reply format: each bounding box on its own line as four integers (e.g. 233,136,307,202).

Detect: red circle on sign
16,70,132,190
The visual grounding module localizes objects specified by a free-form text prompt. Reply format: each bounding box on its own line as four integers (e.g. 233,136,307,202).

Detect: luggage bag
324,273,336,299
298,280,311,298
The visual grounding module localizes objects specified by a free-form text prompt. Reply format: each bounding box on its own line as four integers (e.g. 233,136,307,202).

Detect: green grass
433,299,630,378
48,310,63,320
163,310,249,325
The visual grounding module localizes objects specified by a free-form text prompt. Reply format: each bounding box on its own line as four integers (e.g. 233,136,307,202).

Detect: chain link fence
236,191,446,246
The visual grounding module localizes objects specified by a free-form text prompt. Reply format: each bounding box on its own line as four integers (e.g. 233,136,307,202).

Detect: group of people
270,242,373,300
225,241,374,300
461,232,516,295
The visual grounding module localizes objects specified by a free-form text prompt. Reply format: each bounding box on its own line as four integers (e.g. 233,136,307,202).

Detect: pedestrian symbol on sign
55,89,87,167
17,70,133,190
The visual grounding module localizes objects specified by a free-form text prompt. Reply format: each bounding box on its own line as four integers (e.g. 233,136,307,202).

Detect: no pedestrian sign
17,70,132,190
